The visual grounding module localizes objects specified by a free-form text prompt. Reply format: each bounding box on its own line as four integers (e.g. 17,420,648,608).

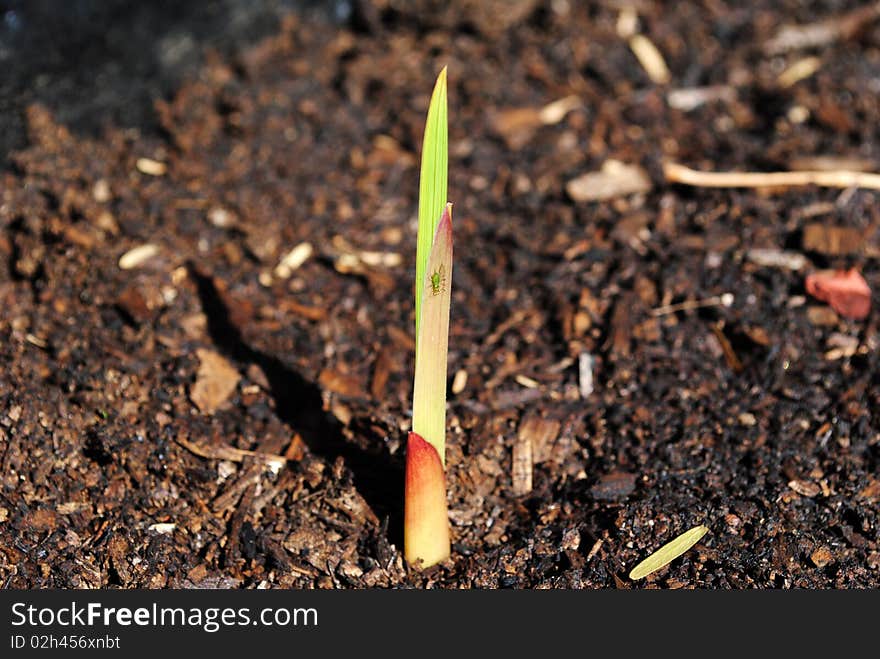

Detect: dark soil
1,0,879,589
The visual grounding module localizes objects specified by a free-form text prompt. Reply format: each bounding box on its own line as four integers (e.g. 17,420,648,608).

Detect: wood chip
744,325,771,347
560,528,581,552
789,479,821,497
330,237,397,289
277,299,327,321
207,206,237,228
608,294,635,356
616,7,638,38
148,523,176,534
64,224,97,248
515,374,540,388
629,34,671,84
92,179,111,202
824,332,859,360
538,95,581,125
457,0,540,36
225,484,256,564
590,471,637,501
629,524,709,580
490,386,544,410
746,248,808,271
451,368,468,395
806,305,839,326
490,107,542,149
764,4,880,54
738,412,757,426
387,325,415,351
578,352,594,398
274,242,314,279
566,160,652,202
284,434,307,462
212,464,266,514
136,158,167,176
25,334,48,349
611,211,651,253
802,223,863,256
857,479,880,501
667,86,734,111
370,347,393,400
810,545,834,568
359,250,401,268
511,432,533,496
517,414,561,464
186,564,209,583
118,243,160,270
117,283,162,324
778,56,821,88
24,508,59,532
318,367,365,398
190,348,240,414
55,501,92,515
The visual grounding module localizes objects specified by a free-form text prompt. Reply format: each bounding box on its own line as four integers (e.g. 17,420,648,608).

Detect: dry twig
664,161,880,192
176,436,287,471
764,3,880,55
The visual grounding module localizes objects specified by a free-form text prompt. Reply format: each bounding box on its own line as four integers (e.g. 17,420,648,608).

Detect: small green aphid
428,264,447,296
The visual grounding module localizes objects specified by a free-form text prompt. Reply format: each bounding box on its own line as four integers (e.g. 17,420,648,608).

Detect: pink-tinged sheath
404,431,450,567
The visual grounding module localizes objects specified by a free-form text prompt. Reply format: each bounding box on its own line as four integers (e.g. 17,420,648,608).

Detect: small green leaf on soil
629,524,709,581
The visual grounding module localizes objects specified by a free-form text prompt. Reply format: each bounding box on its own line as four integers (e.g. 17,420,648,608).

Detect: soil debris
190,348,241,414
118,244,160,270
566,160,652,202
591,472,637,502
805,269,871,320
802,224,863,256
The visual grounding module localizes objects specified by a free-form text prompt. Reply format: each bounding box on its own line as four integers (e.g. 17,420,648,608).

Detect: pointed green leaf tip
416,67,448,340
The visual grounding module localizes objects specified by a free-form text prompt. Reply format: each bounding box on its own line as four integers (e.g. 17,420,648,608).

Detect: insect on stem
428,264,447,296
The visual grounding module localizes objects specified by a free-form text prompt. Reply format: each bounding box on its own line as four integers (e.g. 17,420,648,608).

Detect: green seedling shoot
405,68,453,568
415,68,448,341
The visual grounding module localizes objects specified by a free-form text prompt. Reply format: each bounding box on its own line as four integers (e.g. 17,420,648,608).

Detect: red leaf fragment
805,269,871,320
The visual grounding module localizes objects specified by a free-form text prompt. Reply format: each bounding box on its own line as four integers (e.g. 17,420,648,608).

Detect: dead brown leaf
190,348,240,414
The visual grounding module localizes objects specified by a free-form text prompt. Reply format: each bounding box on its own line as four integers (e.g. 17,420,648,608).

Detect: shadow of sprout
187,263,405,546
